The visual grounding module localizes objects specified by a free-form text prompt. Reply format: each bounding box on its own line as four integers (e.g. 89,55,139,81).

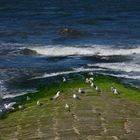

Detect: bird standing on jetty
78,88,85,94
51,91,60,100
18,105,24,110
37,100,43,106
95,86,99,91
89,77,94,85
4,102,16,110
91,82,94,87
85,78,90,84
89,72,94,76
111,86,114,92
26,96,31,101
63,77,66,82
89,77,94,82
94,85,101,93
113,88,119,95
111,86,119,95
65,104,70,112
73,94,77,99
73,94,81,100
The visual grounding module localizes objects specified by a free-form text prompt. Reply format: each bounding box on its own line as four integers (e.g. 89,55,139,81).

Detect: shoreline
14,72,140,105
1,73,140,116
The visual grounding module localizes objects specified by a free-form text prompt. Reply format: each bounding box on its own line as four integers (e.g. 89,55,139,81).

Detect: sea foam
30,45,140,57
88,63,140,73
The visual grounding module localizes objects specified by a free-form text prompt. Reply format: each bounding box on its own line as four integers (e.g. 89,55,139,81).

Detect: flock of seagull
0,72,120,114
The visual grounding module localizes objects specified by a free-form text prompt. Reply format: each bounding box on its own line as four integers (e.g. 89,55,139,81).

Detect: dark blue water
0,0,140,44
0,0,140,101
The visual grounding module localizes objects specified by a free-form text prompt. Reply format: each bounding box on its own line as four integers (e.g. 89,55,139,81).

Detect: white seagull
95,86,99,91
63,77,66,82
26,96,31,101
78,88,85,94
37,100,43,106
73,94,81,100
51,91,60,100
89,72,94,76
91,82,94,87
65,104,70,112
111,86,115,92
73,94,77,99
85,78,90,84
18,105,24,110
113,88,119,95
4,102,16,110
111,86,119,95
89,77,94,81
95,86,101,93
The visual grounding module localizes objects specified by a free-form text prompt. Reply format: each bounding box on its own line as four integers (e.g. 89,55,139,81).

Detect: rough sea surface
0,0,140,105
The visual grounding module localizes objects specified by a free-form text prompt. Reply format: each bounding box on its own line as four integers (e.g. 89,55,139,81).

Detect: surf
29,45,140,57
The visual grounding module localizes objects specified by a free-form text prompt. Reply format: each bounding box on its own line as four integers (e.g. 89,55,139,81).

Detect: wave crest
88,63,140,73
29,45,140,57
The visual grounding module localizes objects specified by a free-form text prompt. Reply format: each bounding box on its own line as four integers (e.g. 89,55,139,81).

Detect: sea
0,0,140,109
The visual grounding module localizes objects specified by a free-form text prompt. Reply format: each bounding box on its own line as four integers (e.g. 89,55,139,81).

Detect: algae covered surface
0,73,140,140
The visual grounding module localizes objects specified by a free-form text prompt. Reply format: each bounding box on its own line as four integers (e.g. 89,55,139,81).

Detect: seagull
89,72,94,76
113,88,119,95
63,77,66,82
85,78,90,84
89,77,94,82
90,82,94,87
73,94,81,100
111,86,114,92
95,86,99,91
26,96,31,101
95,86,101,93
73,94,77,99
4,102,16,110
50,91,60,100
65,104,70,112
37,100,43,106
111,86,119,95
18,105,24,110
78,88,85,94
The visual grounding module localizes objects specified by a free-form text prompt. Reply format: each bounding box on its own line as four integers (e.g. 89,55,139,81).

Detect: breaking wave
30,66,140,80
2,89,37,99
88,63,140,73
29,45,140,57
101,73,140,80
30,67,105,79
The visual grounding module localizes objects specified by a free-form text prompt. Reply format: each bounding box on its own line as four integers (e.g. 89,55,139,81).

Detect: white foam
2,89,37,99
88,63,140,73
0,80,7,99
32,70,76,79
30,65,140,81
30,67,106,80
75,67,140,80
101,73,140,80
30,45,140,57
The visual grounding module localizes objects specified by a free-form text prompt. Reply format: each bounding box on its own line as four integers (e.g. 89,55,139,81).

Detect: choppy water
0,0,140,105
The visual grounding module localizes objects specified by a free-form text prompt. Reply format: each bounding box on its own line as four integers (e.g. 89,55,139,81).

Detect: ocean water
0,0,140,104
